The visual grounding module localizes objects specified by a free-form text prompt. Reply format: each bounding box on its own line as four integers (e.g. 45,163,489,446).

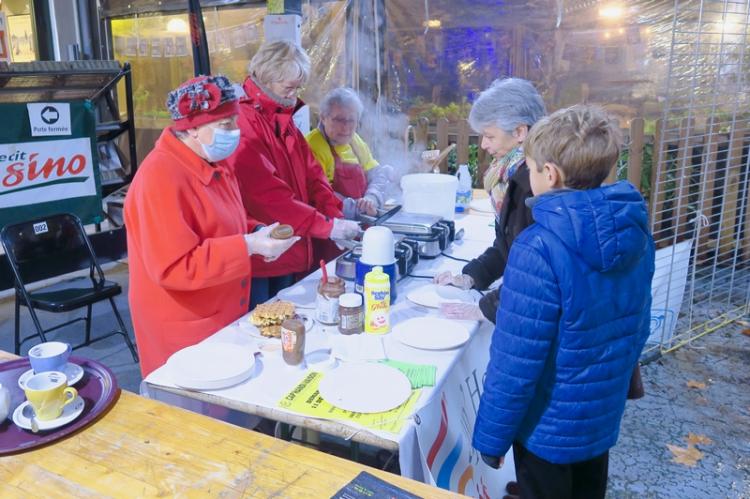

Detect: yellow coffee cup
23,371,77,421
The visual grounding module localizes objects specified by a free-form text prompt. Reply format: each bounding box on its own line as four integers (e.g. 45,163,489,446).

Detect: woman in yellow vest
306,87,392,219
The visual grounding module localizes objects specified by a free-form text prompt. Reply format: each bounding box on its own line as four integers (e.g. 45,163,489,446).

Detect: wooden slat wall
456,120,471,165
718,119,749,259
403,115,749,264
650,119,670,244
696,118,722,263
674,118,695,240
628,118,645,191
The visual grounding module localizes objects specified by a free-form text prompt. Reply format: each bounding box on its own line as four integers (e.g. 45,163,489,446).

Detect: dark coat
462,161,535,321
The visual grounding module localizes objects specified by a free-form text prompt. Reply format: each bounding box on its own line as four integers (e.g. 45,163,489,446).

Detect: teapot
0,383,10,421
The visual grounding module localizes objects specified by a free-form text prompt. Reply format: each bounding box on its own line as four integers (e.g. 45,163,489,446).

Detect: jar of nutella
281,318,306,365
338,293,363,335
316,276,346,325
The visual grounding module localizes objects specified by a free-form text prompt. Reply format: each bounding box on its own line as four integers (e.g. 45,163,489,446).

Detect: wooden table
0,352,460,498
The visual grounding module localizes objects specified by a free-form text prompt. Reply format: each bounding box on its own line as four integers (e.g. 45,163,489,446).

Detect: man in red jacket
225,40,360,308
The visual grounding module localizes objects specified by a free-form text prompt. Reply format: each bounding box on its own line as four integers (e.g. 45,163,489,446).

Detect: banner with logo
415,324,516,497
0,101,101,227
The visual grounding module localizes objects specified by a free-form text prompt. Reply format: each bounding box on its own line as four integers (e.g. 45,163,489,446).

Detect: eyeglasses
329,117,358,127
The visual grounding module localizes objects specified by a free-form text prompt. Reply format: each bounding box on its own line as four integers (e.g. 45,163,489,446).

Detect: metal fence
644,0,750,356
403,0,750,358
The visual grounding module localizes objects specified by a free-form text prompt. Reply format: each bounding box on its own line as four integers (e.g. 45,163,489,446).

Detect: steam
331,0,423,204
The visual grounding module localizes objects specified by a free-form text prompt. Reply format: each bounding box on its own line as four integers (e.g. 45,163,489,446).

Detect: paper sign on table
278,372,420,434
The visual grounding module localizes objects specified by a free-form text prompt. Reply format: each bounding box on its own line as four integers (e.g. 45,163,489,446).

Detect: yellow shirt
305,128,379,182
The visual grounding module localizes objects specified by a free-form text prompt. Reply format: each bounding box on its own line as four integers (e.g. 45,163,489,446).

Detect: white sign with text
27,103,72,137
0,138,96,208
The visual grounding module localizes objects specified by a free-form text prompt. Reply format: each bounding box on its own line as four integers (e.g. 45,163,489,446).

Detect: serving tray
0,355,120,455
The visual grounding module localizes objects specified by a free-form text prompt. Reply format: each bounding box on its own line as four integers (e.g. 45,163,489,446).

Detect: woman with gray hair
225,40,360,308
306,87,393,219
435,77,547,323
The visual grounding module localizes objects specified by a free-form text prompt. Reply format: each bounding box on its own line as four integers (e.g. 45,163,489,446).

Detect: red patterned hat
166,75,239,130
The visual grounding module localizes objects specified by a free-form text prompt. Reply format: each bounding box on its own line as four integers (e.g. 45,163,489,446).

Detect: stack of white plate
166,343,255,390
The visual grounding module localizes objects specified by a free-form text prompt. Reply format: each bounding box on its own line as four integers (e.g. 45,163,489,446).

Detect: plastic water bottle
455,164,472,212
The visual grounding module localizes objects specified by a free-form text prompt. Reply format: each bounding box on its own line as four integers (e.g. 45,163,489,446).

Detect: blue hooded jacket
472,181,655,464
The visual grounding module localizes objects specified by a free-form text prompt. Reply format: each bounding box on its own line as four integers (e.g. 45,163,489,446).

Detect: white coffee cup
28,341,71,373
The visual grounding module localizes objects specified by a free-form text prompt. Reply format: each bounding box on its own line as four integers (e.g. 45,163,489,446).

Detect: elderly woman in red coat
125,75,299,376
225,40,361,309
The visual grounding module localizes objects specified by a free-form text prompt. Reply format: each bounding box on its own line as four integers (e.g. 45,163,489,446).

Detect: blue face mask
201,128,240,162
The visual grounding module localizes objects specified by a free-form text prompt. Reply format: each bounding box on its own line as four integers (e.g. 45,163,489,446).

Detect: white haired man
305,87,393,219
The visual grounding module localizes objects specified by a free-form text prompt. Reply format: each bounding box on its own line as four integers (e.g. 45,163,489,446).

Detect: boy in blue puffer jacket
472,104,655,499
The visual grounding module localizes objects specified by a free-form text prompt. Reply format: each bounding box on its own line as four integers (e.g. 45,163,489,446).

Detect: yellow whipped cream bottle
363,266,390,334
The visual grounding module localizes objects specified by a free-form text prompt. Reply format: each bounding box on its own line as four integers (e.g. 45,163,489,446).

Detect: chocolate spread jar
338,293,363,335
316,276,346,325
280,318,305,365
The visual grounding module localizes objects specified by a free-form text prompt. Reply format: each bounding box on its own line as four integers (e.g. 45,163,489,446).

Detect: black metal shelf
0,60,137,184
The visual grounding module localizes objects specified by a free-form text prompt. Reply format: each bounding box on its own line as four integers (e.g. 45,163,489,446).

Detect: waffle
270,224,294,240
249,300,295,329
259,324,283,338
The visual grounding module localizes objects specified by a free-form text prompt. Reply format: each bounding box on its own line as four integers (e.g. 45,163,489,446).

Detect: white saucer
18,363,85,390
12,396,86,431
407,284,478,308
393,317,471,350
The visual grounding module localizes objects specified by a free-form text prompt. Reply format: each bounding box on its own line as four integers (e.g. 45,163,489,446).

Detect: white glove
440,302,485,321
244,223,300,262
356,196,378,216
433,271,474,290
330,218,361,240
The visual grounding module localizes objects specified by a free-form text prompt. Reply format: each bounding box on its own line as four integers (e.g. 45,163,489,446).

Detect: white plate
470,197,494,213
13,396,86,431
276,280,318,308
393,317,471,350
167,343,255,390
238,313,314,341
318,363,412,413
407,284,477,309
18,363,84,390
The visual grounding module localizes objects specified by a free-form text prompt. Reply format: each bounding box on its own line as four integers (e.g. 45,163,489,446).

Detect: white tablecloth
142,210,499,483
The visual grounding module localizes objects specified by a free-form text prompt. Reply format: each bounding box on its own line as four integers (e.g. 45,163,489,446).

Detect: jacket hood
531,181,650,272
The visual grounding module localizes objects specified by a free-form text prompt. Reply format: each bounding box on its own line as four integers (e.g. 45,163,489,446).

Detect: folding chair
0,213,138,361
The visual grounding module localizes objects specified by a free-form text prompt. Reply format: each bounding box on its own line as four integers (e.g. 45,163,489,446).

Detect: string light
599,4,624,19
166,18,189,34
